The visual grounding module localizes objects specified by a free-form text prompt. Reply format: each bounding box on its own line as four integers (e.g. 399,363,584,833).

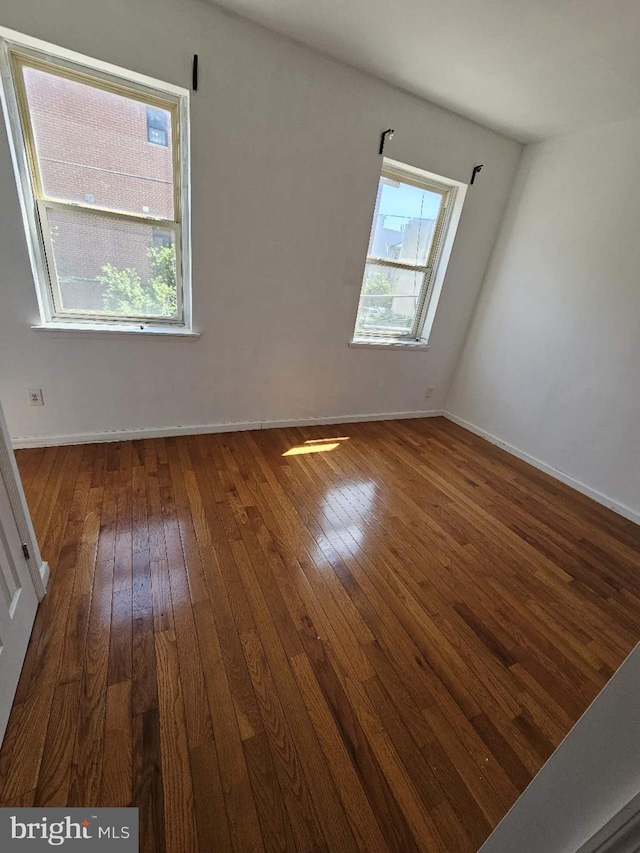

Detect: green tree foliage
360,270,413,330
99,243,177,316
362,270,394,316
364,270,392,296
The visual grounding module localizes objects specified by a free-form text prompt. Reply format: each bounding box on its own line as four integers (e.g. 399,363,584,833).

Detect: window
353,159,464,345
152,227,173,248
146,106,168,146
0,32,191,329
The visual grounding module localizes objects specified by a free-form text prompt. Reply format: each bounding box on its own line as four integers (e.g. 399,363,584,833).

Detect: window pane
355,263,424,336
21,65,175,219
45,206,178,318
368,177,444,265
146,106,168,147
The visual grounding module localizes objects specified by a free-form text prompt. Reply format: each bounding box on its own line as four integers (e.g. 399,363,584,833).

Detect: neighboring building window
152,227,173,248
353,159,464,344
146,106,168,146
0,33,191,328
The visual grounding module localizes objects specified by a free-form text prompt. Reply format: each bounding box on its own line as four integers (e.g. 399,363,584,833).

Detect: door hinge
22,542,30,561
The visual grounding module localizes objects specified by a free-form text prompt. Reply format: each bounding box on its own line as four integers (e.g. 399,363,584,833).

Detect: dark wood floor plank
240,628,324,851
13,446,85,706
23,446,59,524
363,674,476,852
194,538,264,742
160,456,223,749
154,631,199,853
37,445,85,567
243,731,297,853
133,709,166,853
290,651,389,853
67,471,118,808
236,432,375,684
300,630,437,852
0,474,92,800
192,606,265,853
1,417,639,853
107,459,133,686
100,679,132,806
231,538,358,852
34,680,81,807
190,738,232,853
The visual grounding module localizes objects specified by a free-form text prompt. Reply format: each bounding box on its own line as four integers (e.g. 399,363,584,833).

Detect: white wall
447,121,640,521
0,0,521,445
479,643,640,853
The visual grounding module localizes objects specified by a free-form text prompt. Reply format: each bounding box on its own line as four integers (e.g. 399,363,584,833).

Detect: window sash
355,167,454,341
37,199,183,323
4,44,186,326
364,257,429,273
357,264,432,340
10,51,182,220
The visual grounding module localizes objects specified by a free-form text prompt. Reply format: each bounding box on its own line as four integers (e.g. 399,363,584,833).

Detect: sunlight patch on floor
282,437,350,457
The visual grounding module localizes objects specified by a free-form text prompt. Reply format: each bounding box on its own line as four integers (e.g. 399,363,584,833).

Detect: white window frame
0,27,192,334
351,158,467,348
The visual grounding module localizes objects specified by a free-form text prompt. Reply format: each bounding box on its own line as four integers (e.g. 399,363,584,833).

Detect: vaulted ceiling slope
213,0,640,142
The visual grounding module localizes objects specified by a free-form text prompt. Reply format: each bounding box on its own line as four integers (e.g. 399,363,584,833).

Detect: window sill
31,323,200,339
349,338,430,351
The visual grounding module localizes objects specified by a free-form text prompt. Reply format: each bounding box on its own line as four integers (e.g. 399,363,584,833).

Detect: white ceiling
213,0,640,142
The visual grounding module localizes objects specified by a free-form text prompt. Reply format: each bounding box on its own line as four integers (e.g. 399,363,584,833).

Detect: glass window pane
45,206,178,318
368,177,444,265
21,65,175,219
355,263,425,336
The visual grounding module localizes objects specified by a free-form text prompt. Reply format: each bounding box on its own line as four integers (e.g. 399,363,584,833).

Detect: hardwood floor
1,417,639,851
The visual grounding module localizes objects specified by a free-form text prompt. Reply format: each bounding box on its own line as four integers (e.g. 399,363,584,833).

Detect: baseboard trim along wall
575,789,640,853
11,409,444,449
444,411,640,526
39,560,50,592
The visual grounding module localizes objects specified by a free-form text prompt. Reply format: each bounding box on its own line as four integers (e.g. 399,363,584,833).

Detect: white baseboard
39,561,50,596
260,409,443,429
12,409,444,449
12,420,262,448
576,790,640,853
444,411,640,526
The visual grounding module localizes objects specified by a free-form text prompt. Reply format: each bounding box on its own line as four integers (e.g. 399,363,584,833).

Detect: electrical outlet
425,386,434,399
27,388,44,406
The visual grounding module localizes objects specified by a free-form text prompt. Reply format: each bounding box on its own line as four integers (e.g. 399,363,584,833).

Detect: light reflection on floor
282,437,350,457
281,435,377,558
321,480,377,552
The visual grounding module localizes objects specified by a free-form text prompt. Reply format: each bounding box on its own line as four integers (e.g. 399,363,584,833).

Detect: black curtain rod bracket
470,164,484,185
192,54,199,91
379,128,395,156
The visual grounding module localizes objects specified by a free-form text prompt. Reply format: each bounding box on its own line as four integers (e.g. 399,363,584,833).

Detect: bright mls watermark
0,808,138,850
